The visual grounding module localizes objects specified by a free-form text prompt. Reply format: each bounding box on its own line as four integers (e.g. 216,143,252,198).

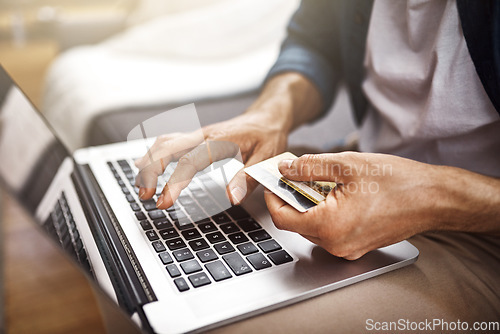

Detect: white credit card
245,152,335,212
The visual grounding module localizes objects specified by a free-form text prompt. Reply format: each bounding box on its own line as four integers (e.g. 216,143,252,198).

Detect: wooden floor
1,39,107,334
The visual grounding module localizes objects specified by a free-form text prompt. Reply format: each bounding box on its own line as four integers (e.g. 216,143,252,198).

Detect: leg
209,233,500,333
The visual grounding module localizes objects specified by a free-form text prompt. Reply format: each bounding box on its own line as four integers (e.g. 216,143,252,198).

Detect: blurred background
0,0,356,332
0,0,355,151
0,0,135,108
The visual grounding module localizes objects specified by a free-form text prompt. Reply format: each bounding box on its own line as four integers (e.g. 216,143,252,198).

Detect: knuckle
143,164,159,176
338,151,359,166
160,185,169,196
158,134,170,141
339,245,360,259
338,151,356,159
296,154,313,175
297,154,327,179
206,128,227,140
178,153,195,167
159,140,170,152
150,138,165,152
335,247,351,258
326,245,350,258
298,154,316,167
344,251,363,261
315,226,354,258
323,245,339,257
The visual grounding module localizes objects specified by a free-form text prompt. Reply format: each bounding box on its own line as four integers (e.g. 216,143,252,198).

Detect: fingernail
138,188,146,199
279,159,293,169
230,187,246,205
156,194,164,208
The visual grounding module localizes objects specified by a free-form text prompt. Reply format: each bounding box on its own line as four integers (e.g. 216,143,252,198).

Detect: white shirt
360,0,500,177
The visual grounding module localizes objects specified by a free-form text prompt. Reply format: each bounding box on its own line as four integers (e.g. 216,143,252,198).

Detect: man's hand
135,112,289,209
134,72,323,209
265,152,500,260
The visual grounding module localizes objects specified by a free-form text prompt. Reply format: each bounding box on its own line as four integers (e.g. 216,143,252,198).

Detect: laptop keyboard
107,158,293,292
42,192,92,274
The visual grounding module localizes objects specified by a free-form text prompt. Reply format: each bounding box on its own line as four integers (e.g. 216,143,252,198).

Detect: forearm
429,165,500,234
245,72,323,134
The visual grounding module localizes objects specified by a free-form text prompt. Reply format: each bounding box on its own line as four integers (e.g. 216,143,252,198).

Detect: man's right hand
134,111,289,209
134,72,324,209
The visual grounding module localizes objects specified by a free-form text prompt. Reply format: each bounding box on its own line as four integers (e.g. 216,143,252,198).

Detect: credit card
245,152,336,212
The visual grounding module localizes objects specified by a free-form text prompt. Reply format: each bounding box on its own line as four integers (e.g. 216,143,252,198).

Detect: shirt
359,0,500,177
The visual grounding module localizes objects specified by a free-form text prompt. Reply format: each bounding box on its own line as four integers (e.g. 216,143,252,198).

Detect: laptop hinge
71,163,157,314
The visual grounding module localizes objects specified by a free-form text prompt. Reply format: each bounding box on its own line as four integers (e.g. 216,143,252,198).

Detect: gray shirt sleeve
266,0,342,114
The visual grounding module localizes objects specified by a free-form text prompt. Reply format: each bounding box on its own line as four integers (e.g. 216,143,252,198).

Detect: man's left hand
265,152,487,260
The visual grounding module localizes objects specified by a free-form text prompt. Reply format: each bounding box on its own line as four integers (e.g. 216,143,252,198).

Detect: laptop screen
0,66,69,214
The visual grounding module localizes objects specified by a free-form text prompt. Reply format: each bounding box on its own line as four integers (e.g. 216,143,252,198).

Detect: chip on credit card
245,152,336,212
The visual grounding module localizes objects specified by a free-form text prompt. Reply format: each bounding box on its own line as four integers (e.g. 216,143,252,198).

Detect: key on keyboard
108,159,294,293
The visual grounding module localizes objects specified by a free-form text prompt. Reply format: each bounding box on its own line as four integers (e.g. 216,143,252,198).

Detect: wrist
243,104,294,135
244,72,322,134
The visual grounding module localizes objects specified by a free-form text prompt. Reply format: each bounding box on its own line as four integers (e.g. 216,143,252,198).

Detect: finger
135,155,169,187
299,233,337,255
343,252,365,261
135,130,204,170
227,169,258,205
134,133,180,169
158,141,240,209
299,234,322,246
171,146,197,161
300,235,361,260
135,157,170,200
134,133,180,200
263,191,316,236
135,146,196,201
226,151,270,205
278,153,353,183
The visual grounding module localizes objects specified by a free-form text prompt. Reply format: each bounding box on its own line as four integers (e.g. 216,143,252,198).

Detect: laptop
0,65,418,333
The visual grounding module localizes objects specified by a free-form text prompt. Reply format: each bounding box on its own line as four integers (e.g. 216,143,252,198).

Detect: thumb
227,168,258,205
227,150,278,205
278,153,348,183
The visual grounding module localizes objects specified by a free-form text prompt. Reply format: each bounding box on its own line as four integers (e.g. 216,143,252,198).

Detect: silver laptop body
0,66,418,333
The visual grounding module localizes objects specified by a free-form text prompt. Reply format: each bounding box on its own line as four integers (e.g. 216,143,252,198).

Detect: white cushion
43,0,299,150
